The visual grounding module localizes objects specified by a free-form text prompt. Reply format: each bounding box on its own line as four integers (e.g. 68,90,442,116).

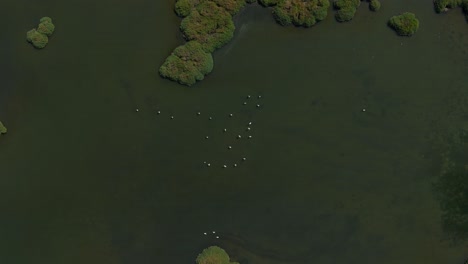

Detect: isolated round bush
159,41,214,86
180,1,235,52
196,246,239,264
369,0,381,11
388,12,419,36
26,29,49,49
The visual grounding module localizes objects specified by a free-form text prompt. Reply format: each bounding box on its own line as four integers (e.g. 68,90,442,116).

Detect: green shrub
335,6,356,22
180,1,235,53
159,41,214,86
388,12,419,36
369,0,380,11
37,18,55,36
433,0,463,12
26,29,48,49
0,121,6,135
273,0,330,27
196,246,239,264
175,0,196,17
247,0,257,3
211,0,247,15
333,0,360,21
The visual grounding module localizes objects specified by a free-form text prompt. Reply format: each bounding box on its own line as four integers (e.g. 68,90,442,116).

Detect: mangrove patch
196,246,239,264
388,12,419,36
434,0,468,20
26,17,55,49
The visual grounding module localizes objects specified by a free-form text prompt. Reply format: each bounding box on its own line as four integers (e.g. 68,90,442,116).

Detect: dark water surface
1,0,468,263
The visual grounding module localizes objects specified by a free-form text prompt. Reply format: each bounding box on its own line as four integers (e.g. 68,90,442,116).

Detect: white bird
247,127,251,131
248,122,252,126
247,95,251,99
207,163,211,167
204,232,207,235
234,164,238,167
248,135,252,139
157,110,161,114
258,95,262,99
197,112,201,115
205,136,209,139
216,236,220,239
242,157,246,161
223,129,227,132
223,165,227,168
237,135,241,139
212,231,216,234
362,108,366,112
171,116,174,119
209,117,213,120
243,102,247,105
256,104,260,108
136,108,139,112
228,146,232,149
229,114,233,117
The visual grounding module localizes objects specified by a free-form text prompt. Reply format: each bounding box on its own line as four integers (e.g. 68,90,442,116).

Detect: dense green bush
369,0,380,11
211,0,247,15
333,0,360,22
388,12,419,36
37,17,55,36
26,29,49,49
180,1,235,53
273,0,330,27
26,17,54,49
434,0,463,12
175,0,195,17
0,121,6,135
159,41,214,86
196,246,239,264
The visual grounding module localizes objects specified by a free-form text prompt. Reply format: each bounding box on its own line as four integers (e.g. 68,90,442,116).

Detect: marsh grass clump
159,41,214,86
180,1,235,53
388,12,419,36
0,121,7,135
333,0,361,22
26,17,55,49
369,0,380,11
196,246,239,264
273,0,330,27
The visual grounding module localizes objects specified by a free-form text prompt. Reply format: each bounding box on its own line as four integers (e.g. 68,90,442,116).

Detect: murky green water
1,0,468,263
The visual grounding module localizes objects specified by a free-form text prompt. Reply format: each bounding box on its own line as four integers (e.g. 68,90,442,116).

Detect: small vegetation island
26,17,55,49
159,0,381,86
0,121,6,135
434,0,468,20
196,246,239,264
388,12,419,36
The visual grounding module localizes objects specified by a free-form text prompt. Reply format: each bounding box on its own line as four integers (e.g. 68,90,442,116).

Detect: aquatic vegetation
388,12,419,36
434,0,468,21
37,17,55,36
26,17,55,49
180,1,235,53
333,0,360,22
0,121,6,135
159,41,214,86
434,0,463,12
196,246,239,264
273,0,330,27
258,0,280,6
26,29,49,49
369,0,380,11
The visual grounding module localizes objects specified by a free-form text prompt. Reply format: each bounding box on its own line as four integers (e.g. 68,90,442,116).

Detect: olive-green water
1,0,468,263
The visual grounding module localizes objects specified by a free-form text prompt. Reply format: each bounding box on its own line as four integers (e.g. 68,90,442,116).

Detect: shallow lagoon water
1,0,468,263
